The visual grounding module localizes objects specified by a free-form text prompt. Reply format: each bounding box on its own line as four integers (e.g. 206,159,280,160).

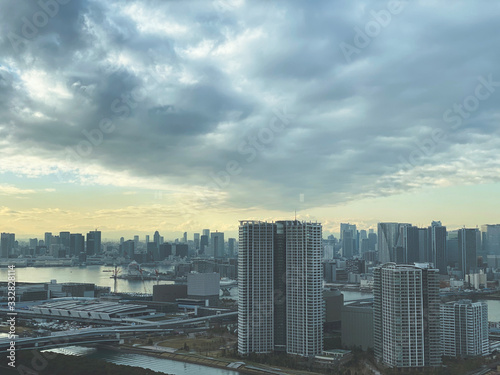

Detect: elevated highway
0,311,237,352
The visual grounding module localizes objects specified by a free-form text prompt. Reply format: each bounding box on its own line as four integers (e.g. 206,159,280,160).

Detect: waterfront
1,266,500,321
47,347,240,375
0,265,175,294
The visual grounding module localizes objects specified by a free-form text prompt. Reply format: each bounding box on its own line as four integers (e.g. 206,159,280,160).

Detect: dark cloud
1,0,500,212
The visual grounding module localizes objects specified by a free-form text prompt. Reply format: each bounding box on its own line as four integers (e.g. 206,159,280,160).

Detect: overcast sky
1,0,500,240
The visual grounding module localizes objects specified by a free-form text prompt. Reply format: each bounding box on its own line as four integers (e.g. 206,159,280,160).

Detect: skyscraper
441,300,489,357
458,228,479,277
340,223,357,256
481,224,500,255
368,230,377,251
200,235,209,254
374,263,441,368
86,230,101,256
153,231,161,248
429,221,447,274
69,233,84,257
228,238,236,257
202,229,210,237
1,233,15,258
378,223,410,263
123,240,135,257
238,220,323,357
44,232,52,248
211,231,224,259
59,231,70,252
400,225,420,264
194,233,200,250
341,229,355,258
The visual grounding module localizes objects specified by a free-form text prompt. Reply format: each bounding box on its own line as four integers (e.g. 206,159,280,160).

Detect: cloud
0,184,35,196
0,0,499,219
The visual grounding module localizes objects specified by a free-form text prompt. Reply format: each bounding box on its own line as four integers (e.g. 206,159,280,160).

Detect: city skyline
1,1,500,237
3,217,499,243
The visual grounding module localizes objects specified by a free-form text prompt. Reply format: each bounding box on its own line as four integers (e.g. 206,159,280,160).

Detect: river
46,346,239,375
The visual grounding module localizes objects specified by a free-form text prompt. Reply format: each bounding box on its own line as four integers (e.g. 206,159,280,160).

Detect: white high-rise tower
238,220,323,357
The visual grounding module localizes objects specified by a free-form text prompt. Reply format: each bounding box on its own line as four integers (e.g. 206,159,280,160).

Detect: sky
1,0,500,240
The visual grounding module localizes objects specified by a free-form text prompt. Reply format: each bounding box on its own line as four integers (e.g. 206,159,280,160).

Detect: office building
153,231,161,248
194,233,200,250
202,229,210,237
122,240,135,257
429,222,447,274
1,233,15,258
59,231,70,252
342,300,374,351
211,231,224,258
378,223,410,263
342,229,355,258
458,228,479,277
400,225,420,264
175,244,188,258
86,230,101,256
340,223,357,256
147,241,159,261
159,243,172,259
238,220,323,357
29,238,38,251
368,230,377,251
482,224,500,256
374,263,441,368
187,272,220,306
228,238,236,257
441,300,489,357
44,232,52,248
69,233,84,257
200,235,209,255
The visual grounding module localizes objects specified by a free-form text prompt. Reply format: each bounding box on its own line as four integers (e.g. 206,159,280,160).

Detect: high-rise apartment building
238,220,323,357
441,300,489,357
374,263,441,368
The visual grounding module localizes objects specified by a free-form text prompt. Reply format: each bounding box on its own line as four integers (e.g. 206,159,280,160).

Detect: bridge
0,311,237,353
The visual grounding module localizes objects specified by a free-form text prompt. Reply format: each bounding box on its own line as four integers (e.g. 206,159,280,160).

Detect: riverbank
110,345,318,375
